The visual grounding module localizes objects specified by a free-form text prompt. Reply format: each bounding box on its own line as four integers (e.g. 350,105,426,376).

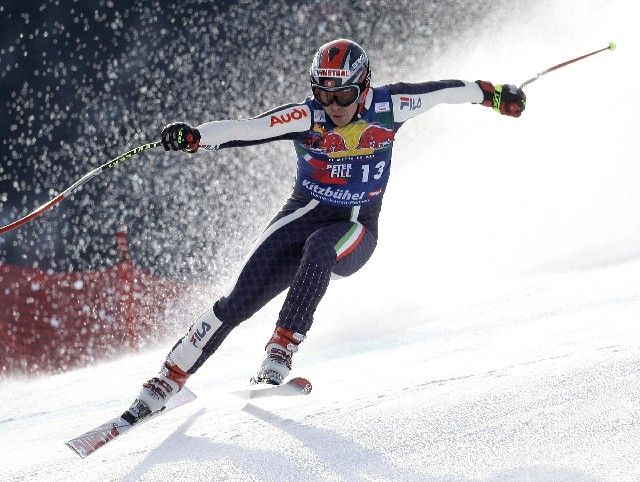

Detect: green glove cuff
492,84,503,113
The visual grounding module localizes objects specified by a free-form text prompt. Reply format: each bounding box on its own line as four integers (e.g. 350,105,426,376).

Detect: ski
233,377,312,400
65,387,197,459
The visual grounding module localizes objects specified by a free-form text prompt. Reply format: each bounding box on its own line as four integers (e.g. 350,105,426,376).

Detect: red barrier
0,232,188,375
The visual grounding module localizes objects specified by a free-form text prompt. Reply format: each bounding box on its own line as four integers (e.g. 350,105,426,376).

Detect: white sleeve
390,80,483,123
196,103,312,148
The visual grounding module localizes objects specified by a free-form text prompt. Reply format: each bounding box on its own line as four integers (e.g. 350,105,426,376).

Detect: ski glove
475,81,526,118
161,122,201,153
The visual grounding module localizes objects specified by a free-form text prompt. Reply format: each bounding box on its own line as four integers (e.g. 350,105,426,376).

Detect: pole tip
609,41,617,50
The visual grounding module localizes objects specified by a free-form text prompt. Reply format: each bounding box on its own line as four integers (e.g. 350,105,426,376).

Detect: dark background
0,0,501,283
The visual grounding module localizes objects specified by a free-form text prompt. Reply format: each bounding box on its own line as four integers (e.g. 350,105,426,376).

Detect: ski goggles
311,84,361,107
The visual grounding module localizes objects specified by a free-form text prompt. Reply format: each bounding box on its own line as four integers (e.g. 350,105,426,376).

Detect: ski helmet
309,39,371,107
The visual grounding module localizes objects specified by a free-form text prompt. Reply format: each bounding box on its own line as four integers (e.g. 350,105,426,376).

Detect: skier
126,38,525,420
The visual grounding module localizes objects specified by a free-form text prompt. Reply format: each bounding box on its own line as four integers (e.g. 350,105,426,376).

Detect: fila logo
270,108,308,127
314,110,326,122
190,321,212,347
399,96,422,110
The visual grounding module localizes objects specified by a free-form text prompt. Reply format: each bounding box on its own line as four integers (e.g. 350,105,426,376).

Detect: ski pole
0,141,162,235
520,42,616,89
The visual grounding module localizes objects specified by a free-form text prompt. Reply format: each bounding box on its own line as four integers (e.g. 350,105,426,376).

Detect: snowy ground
2,0,640,480
1,260,639,481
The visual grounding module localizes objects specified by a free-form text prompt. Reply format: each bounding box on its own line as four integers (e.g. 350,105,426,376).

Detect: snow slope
1,0,639,480
1,261,639,481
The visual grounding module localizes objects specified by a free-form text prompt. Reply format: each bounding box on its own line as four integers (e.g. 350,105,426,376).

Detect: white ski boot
252,326,304,385
125,361,190,422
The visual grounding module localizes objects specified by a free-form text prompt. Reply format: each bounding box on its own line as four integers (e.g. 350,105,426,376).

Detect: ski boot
251,326,304,385
122,361,190,424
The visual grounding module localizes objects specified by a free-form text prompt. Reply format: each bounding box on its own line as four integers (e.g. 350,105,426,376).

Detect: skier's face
324,101,359,127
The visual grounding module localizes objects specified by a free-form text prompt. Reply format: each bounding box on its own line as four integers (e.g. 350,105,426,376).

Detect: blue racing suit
166,80,484,374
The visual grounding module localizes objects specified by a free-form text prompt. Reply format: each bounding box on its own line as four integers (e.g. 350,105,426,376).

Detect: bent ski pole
0,141,162,235
520,42,616,89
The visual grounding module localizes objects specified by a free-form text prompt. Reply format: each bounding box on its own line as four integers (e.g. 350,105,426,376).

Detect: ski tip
174,386,198,403
65,440,92,459
232,376,312,399
289,377,312,395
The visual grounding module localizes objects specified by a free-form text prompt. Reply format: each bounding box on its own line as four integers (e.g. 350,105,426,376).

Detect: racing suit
166,80,484,374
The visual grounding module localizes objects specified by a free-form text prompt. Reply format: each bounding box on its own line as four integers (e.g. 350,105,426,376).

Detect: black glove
161,122,201,152
476,81,526,118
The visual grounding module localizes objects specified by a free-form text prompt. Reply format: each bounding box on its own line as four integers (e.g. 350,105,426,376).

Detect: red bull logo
305,121,395,158
355,125,395,150
303,130,323,149
321,132,348,153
